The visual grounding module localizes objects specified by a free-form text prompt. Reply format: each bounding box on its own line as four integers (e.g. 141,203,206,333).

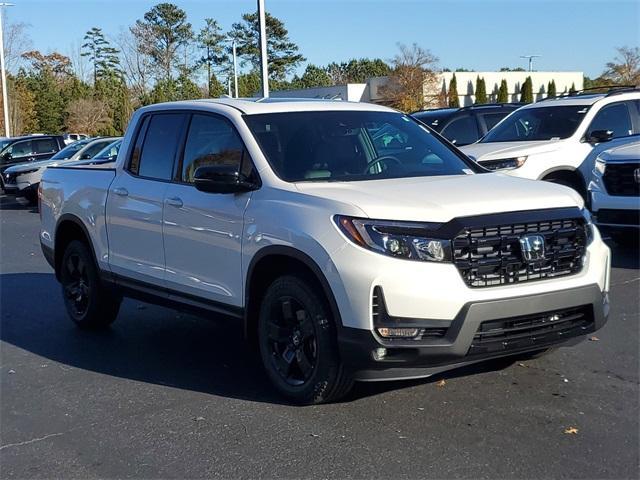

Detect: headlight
334,216,451,262
582,209,595,245
481,156,528,171
594,157,606,175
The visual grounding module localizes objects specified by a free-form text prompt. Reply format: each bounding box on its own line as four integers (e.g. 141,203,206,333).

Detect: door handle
113,187,128,197
166,196,183,208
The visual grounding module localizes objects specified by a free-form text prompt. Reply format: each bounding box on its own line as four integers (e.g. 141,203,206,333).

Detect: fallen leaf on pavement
589,336,600,341
436,379,446,387
564,427,579,435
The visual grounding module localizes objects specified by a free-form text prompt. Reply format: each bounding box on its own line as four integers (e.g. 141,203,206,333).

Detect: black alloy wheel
266,296,318,386
258,275,353,404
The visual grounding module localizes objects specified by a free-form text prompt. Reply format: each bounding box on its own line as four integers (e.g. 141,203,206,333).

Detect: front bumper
339,283,609,381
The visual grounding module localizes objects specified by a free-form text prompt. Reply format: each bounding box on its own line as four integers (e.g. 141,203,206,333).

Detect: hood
4,157,79,173
460,140,565,162
599,140,640,163
294,173,583,223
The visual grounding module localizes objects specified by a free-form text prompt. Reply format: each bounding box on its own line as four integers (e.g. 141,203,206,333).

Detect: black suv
412,103,522,146
0,135,65,179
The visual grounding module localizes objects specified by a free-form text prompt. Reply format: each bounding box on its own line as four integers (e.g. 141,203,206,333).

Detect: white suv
39,98,611,404
461,89,640,198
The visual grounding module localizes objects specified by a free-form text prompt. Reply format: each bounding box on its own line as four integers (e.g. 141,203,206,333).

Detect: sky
4,0,640,78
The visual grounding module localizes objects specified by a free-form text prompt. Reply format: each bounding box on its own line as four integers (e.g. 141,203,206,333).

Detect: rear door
440,115,480,146
106,113,187,286
162,112,255,306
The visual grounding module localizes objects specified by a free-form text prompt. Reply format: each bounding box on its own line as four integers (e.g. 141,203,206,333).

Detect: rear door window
441,116,479,145
33,138,58,154
131,113,186,180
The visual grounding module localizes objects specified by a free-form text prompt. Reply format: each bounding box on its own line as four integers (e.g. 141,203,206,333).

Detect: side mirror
586,129,613,144
193,165,257,194
2,152,12,162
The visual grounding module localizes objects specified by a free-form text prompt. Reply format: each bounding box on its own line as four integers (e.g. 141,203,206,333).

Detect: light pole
257,0,269,98
0,3,14,138
520,54,541,72
232,40,238,98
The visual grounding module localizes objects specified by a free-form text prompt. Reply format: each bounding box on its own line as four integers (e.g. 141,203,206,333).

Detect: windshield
481,105,590,142
50,139,92,160
93,140,121,159
244,111,477,182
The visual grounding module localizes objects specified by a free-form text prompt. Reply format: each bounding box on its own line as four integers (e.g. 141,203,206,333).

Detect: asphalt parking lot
0,193,638,479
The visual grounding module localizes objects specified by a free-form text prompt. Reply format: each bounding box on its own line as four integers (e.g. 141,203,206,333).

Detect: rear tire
59,240,121,329
257,275,353,404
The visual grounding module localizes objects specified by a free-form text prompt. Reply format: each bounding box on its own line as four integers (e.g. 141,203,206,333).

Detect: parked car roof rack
412,102,523,114
540,85,638,102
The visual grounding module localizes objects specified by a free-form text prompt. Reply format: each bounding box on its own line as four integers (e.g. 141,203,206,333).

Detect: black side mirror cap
586,129,613,144
193,165,257,194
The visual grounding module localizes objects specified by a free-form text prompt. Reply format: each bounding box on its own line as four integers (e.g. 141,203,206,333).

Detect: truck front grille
603,162,640,196
453,217,587,288
468,305,594,355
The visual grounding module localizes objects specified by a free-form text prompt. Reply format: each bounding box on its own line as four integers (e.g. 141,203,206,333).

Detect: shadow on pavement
0,194,37,213
1,272,519,405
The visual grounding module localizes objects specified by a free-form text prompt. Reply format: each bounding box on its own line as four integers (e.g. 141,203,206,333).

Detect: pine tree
474,76,487,104
196,18,227,97
569,82,577,94
520,76,534,103
81,27,121,85
497,79,509,103
547,79,557,98
448,73,459,107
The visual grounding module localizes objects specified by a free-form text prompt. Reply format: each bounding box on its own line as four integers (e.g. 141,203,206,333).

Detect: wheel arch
539,167,588,198
244,245,344,346
54,214,100,281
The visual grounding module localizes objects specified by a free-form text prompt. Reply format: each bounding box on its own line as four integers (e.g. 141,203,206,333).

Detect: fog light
373,347,387,360
377,327,420,338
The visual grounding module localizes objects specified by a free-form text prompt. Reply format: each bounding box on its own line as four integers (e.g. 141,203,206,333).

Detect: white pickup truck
39,98,611,404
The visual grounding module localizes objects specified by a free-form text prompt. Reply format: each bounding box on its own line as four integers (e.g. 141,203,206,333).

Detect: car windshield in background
481,105,590,142
93,140,122,160
0,139,13,150
50,139,92,160
245,111,476,182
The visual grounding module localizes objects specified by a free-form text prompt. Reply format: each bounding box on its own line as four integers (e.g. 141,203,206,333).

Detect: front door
106,113,187,286
162,113,254,307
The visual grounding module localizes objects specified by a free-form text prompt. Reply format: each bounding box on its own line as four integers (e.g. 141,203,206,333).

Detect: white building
270,71,584,107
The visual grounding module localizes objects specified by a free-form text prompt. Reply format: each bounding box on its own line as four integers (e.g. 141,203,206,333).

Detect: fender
244,245,345,338
54,213,102,279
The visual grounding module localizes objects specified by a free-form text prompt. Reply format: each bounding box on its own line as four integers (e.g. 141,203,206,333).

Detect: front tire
257,275,353,404
59,240,121,329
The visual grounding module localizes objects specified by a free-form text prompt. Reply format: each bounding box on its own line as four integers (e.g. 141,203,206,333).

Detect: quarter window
588,102,633,139
134,113,186,180
181,114,248,183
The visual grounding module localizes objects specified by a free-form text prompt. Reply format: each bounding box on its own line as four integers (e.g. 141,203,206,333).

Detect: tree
474,76,487,104
520,76,534,103
324,58,391,85
228,11,304,81
448,73,459,107
3,20,32,73
22,51,72,80
81,27,121,85
118,26,154,103
497,79,509,103
379,43,438,112
95,72,132,134
547,79,557,98
569,82,577,94
603,46,640,85
196,18,228,96
134,3,193,81
208,72,226,98
66,98,112,134
292,64,332,88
